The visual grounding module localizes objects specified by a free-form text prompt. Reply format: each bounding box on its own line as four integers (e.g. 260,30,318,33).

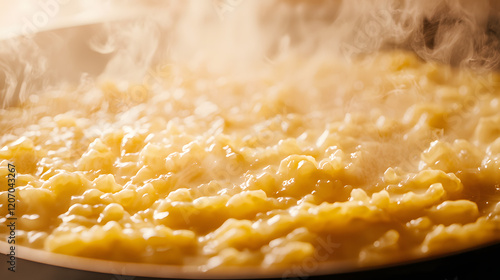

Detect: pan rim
2,240,500,279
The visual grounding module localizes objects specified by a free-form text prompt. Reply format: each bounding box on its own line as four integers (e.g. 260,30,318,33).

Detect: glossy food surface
1,51,500,270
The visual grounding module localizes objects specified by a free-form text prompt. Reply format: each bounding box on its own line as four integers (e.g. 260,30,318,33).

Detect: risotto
1,51,500,270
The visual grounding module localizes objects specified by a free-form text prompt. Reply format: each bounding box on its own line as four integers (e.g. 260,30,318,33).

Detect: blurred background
0,0,161,39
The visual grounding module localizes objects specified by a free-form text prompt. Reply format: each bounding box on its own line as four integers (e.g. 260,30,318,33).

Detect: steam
92,20,161,83
388,0,500,70
2,0,500,109
93,0,500,76
0,37,48,108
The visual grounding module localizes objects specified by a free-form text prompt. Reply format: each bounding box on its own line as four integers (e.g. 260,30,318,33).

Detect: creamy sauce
1,51,500,269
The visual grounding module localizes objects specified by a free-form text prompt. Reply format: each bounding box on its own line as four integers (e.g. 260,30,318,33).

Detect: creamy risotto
1,51,500,270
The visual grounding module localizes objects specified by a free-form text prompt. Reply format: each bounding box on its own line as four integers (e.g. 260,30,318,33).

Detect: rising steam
1,0,500,108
